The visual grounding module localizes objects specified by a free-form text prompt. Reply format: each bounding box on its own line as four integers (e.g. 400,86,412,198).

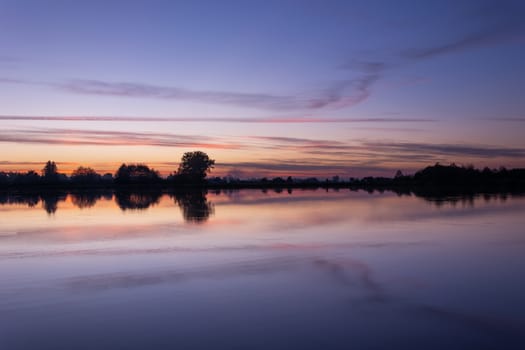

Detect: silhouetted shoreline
2,162,525,193
3,158,525,217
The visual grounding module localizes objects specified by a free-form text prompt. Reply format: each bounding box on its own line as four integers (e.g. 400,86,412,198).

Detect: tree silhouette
115,163,160,184
71,166,100,184
42,161,58,178
177,151,215,183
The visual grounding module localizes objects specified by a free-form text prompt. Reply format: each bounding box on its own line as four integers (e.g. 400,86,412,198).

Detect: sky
1,0,525,178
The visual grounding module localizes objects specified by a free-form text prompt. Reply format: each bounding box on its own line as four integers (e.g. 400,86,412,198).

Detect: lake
1,189,524,349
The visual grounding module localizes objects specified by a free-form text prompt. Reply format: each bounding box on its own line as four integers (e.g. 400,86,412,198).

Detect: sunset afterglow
1,1,524,177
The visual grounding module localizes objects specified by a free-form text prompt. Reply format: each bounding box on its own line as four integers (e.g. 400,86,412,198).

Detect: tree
177,151,215,182
71,166,100,183
114,163,160,184
42,161,58,178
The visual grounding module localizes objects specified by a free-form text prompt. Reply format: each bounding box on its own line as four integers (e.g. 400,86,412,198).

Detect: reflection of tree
40,192,67,214
70,190,112,209
410,189,512,208
171,190,213,223
115,190,161,211
0,194,40,207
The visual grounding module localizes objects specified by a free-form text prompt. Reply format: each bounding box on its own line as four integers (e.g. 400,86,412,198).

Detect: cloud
0,115,435,123
0,56,23,67
402,0,525,60
2,3,523,117
2,127,523,161
58,77,379,111
339,1,525,100
0,160,76,167
1,127,523,177
403,27,523,60
363,141,525,158
0,128,241,149
485,117,525,122
0,53,381,112
0,77,26,84
220,161,356,173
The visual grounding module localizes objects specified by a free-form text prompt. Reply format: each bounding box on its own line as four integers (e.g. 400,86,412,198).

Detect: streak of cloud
1,127,524,177
0,128,242,149
402,0,525,60
0,75,379,111
363,141,525,158
0,115,435,123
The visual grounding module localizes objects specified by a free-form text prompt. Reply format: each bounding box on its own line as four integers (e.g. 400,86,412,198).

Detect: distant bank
1,160,525,194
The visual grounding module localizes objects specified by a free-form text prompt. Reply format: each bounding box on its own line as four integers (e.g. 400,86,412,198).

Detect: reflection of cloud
407,304,524,336
61,253,392,297
65,256,302,292
59,248,522,336
314,257,525,336
1,241,434,260
314,258,385,299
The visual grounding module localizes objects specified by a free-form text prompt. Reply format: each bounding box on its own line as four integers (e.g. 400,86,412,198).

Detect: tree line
0,151,215,188
1,155,525,191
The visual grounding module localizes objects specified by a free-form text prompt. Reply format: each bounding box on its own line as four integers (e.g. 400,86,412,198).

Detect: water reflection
0,189,215,222
0,193,40,207
70,190,113,209
115,189,162,211
171,190,214,223
1,190,525,349
40,192,67,214
1,189,523,214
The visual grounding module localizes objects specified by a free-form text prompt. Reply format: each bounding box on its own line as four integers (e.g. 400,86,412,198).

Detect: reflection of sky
1,1,525,177
1,191,525,349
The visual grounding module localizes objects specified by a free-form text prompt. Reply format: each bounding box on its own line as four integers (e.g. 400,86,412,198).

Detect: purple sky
1,0,524,177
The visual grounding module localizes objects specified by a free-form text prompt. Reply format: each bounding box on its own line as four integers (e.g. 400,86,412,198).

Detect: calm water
1,189,524,349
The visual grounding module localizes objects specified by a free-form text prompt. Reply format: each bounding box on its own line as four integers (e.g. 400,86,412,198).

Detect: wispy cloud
0,75,379,111
363,141,525,158
1,127,523,176
0,128,241,149
0,77,26,84
484,117,525,122
1,128,523,159
341,1,525,100
0,115,434,123
402,0,525,60
61,76,382,111
0,56,23,67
